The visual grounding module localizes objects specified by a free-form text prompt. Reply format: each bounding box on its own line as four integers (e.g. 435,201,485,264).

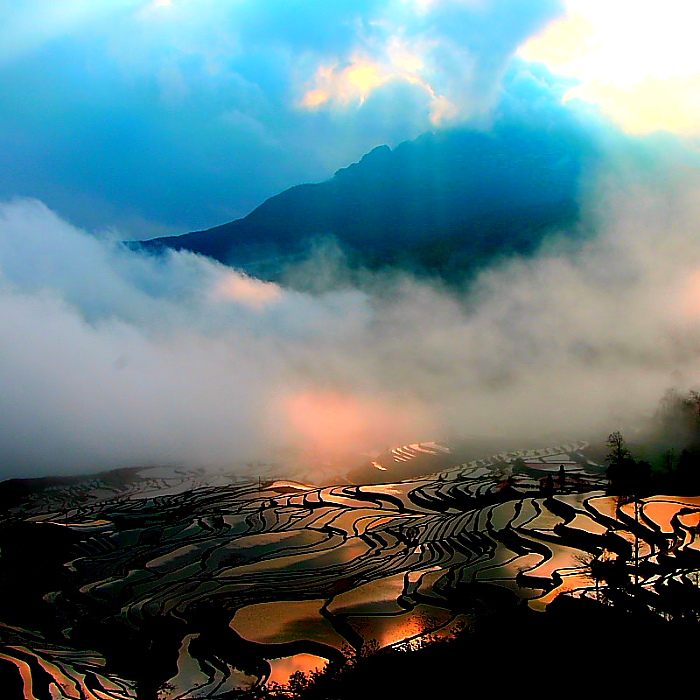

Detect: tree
606,431,630,465
686,390,700,422
605,431,649,497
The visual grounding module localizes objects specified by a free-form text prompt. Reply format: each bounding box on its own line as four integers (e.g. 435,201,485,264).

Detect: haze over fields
2,0,700,478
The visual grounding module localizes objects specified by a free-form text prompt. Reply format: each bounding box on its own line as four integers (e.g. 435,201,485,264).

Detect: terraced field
1,450,700,699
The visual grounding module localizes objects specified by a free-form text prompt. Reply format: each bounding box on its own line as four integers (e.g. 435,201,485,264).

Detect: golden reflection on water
347,604,452,649
327,572,407,615
0,653,35,700
268,654,327,686
232,599,345,649
638,498,700,534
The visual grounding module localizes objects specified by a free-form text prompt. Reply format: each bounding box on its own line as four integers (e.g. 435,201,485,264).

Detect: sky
2,1,700,478
3,0,697,237
519,0,700,136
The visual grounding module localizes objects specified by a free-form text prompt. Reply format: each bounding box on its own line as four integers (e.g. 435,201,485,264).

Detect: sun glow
675,270,700,321
519,0,700,134
300,45,453,124
301,58,393,108
281,390,430,457
211,272,281,309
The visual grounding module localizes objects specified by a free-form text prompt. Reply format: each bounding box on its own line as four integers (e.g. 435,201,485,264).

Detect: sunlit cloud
429,94,459,126
301,57,421,108
519,0,700,134
386,37,425,74
674,269,700,322
212,272,282,309
564,75,700,136
300,49,456,126
303,59,388,107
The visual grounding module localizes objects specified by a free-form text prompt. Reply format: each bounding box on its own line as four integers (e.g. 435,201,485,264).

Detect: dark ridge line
581,494,626,532
489,525,540,559
473,552,522,578
342,486,407,513
669,508,700,551
638,499,684,535
515,570,558,592
543,496,579,525
483,502,505,533
405,487,453,513
358,531,390,557
550,523,608,554
614,506,669,551
320,601,365,652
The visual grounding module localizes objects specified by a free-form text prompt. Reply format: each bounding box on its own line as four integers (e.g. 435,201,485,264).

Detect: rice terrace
2,429,700,698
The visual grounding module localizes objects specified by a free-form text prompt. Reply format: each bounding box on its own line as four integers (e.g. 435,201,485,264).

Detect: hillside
2,440,700,698
139,120,592,281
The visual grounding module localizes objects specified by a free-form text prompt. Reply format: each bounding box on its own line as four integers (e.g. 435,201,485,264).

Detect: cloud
3,156,700,479
0,198,433,476
0,0,141,63
519,0,700,134
0,0,564,235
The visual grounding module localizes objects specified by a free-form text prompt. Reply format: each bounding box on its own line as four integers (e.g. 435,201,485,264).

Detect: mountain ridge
137,120,592,281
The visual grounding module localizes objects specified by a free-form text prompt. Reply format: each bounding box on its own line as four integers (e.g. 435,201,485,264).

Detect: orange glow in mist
282,390,430,456
212,272,281,309
676,270,700,320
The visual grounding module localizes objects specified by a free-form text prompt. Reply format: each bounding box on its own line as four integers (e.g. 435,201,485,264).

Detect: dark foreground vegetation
229,597,698,699
605,389,700,496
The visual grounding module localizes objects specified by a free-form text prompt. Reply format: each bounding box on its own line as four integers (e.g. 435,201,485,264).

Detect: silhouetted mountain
139,119,593,281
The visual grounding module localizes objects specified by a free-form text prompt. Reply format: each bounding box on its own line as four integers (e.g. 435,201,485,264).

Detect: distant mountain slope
139,119,593,281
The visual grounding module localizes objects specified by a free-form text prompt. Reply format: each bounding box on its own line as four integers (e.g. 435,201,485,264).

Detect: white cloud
519,0,700,134
3,173,700,478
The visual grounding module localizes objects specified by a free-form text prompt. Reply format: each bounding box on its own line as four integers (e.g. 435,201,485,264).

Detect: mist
2,175,700,479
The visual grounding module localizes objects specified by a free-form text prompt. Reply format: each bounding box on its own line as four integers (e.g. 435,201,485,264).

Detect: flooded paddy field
1,443,700,698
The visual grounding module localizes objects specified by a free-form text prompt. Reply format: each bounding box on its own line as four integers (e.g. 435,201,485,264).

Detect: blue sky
0,0,567,236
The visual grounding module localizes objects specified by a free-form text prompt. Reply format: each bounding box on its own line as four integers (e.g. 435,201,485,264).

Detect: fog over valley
3,0,700,481
2,165,700,478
